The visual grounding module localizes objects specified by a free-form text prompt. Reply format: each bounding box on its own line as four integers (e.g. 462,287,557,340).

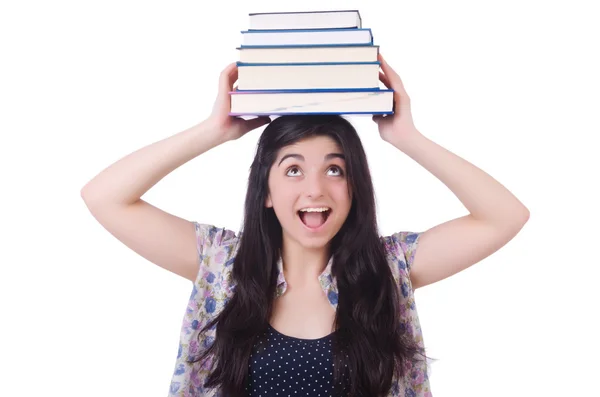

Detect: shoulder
380,231,422,290
193,222,240,253
192,222,241,284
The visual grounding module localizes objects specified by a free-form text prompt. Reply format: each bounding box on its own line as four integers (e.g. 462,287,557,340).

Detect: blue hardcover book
236,44,379,64
248,10,362,30
236,61,381,91
240,28,373,47
229,88,394,116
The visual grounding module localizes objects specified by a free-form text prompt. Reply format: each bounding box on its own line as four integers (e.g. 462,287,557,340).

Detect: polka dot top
168,223,432,396
246,324,349,397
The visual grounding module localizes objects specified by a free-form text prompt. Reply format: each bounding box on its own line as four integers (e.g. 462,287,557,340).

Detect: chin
298,237,333,250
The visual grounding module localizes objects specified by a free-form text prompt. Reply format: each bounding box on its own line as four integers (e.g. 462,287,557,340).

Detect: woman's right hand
206,62,271,142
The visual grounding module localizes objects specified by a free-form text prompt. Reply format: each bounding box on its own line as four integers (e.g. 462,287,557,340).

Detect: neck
280,239,331,289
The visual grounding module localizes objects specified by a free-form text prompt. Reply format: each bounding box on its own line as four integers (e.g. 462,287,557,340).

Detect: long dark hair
189,115,428,396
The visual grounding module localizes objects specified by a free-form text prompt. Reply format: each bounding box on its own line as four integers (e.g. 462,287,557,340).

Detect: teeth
299,207,330,212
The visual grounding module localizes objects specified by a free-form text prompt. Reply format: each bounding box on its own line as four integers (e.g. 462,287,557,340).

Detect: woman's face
266,135,352,250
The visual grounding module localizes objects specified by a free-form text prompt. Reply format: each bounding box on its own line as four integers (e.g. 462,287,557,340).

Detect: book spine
236,61,380,66
241,28,372,33
230,88,393,94
236,45,380,49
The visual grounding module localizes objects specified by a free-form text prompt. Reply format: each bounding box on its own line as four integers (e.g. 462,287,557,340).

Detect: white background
1,0,598,396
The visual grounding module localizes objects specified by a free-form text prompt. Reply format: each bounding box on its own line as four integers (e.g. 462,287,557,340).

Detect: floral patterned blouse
167,222,432,397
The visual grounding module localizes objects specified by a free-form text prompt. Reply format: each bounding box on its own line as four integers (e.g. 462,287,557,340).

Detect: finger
243,116,271,131
378,53,398,82
218,62,237,97
372,114,388,124
378,53,408,96
219,62,236,84
379,71,391,89
228,67,239,89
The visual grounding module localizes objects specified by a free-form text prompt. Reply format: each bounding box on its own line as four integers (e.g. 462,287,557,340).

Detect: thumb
372,114,384,124
243,116,271,131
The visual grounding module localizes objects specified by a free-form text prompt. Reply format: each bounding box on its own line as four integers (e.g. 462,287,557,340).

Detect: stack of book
228,10,394,116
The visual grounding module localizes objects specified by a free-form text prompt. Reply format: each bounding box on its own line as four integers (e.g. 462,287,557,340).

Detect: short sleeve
192,221,239,282
395,231,421,273
382,231,422,274
381,231,432,394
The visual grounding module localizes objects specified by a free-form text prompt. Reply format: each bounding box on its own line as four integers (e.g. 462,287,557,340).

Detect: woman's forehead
279,136,343,155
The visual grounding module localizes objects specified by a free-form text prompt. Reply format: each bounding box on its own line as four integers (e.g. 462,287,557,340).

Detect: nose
305,171,325,198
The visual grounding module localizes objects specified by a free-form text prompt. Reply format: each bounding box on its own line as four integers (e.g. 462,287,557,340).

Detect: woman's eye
287,167,301,176
286,166,344,177
328,166,344,176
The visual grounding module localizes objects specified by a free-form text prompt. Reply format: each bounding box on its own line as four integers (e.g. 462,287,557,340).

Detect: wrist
188,119,229,149
197,117,230,144
389,128,425,153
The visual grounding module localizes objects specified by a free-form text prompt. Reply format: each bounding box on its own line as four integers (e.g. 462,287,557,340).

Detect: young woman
81,53,529,397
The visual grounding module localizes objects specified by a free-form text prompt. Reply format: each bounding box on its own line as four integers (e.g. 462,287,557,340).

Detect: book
240,28,373,47
248,10,361,30
229,10,391,116
237,45,378,63
236,61,380,90
229,89,394,115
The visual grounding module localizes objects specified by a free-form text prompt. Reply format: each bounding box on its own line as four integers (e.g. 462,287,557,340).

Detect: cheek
333,183,352,206
270,189,296,215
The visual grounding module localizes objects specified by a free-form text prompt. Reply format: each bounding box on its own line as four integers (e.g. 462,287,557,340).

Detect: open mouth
298,208,332,230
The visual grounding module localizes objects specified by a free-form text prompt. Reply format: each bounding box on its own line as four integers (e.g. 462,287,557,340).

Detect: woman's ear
265,194,272,208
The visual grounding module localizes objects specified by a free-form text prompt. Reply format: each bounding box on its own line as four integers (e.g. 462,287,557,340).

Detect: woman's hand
207,62,271,142
372,53,421,148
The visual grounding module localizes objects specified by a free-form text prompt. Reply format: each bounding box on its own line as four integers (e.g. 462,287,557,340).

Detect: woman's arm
81,63,269,282
394,131,529,289
374,53,529,289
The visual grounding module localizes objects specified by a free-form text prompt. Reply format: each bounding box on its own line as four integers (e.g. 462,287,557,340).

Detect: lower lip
298,211,331,233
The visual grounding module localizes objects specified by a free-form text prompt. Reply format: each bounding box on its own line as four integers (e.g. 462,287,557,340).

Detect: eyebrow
278,153,345,166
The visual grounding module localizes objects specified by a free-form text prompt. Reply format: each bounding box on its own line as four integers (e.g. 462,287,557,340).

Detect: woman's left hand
373,53,421,148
